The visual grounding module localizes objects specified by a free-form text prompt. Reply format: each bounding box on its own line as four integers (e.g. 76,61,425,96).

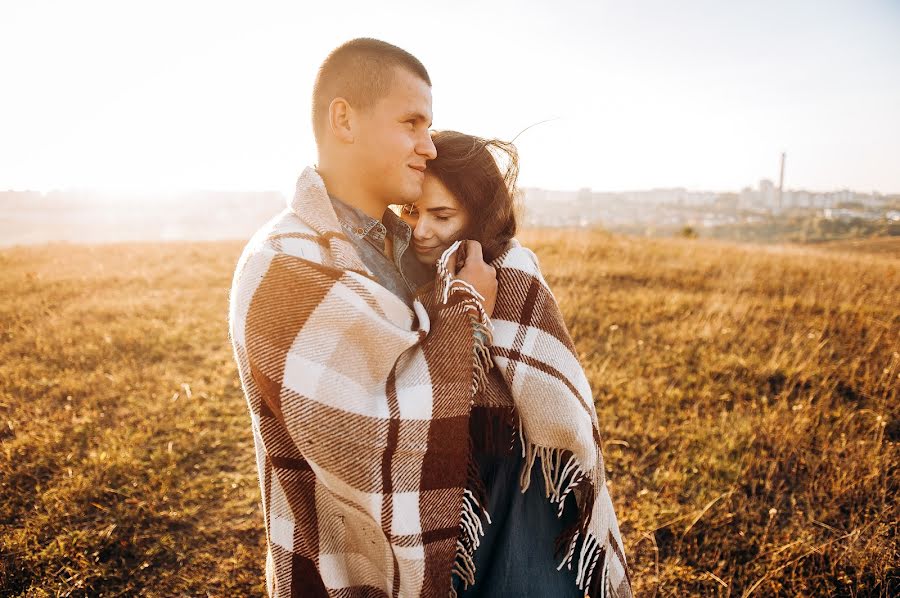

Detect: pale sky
2,0,899,197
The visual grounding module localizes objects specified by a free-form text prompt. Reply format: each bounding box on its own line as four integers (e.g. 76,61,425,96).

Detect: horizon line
3,184,899,197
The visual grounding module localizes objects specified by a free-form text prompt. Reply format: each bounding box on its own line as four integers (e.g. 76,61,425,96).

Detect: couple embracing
229,38,632,598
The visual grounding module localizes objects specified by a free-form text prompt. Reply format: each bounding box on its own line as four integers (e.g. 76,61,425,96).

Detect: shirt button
356,227,364,235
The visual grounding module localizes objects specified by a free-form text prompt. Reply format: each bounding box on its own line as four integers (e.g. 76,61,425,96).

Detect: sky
2,0,899,197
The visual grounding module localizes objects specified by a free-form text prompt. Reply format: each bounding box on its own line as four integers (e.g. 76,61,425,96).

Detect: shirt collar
330,195,389,247
382,206,412,244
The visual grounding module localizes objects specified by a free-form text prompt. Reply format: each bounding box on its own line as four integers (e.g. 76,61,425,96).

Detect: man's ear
328,97,355,144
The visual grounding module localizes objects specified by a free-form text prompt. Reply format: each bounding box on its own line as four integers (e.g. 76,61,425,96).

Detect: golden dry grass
1,231,897,596
808,236,900,258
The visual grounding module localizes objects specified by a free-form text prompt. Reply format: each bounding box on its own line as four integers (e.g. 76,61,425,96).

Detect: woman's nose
414,218,432,240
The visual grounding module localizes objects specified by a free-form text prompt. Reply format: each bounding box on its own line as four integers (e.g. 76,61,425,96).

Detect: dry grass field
1,231,897,596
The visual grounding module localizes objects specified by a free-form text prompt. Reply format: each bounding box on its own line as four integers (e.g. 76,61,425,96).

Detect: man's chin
397,180,425,205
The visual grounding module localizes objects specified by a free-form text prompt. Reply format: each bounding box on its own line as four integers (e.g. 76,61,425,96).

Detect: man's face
352,67,436,206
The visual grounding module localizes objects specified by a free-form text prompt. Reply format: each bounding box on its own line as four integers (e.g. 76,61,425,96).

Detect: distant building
759,179,776,208
791,190,811,208
739,186,758,210
524,187,548,202
714,193,739,211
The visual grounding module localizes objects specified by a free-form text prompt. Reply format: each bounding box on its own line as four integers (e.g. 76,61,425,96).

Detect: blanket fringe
441,238,498,598
518,426,590,508
449,447,623,597
519,424,622,597
436,241,495,396
450,488,491,595
469,315,493,394
562,527,620,597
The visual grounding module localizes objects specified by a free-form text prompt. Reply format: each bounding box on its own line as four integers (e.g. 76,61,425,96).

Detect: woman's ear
328,97,354,144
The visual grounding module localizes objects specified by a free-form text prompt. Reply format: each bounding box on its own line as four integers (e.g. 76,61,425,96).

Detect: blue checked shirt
330,196,432,306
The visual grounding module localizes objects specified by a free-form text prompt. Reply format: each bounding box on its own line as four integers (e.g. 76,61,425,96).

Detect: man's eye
436,216,449,222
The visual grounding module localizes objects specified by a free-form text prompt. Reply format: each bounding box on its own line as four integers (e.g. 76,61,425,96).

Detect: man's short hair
312,38,431,144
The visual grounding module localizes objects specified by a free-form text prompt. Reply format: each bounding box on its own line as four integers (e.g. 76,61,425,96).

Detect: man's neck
316,164,386,221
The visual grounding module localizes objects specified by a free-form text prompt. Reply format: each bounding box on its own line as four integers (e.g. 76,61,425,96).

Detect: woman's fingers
456,240,468,271
446,249,458,274
464,240,484,264
455,240,498,317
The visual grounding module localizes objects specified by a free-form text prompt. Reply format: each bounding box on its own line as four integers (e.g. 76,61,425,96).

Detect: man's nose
418,131,437,160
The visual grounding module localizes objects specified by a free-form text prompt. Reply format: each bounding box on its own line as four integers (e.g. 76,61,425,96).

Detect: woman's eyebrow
426,206,457,213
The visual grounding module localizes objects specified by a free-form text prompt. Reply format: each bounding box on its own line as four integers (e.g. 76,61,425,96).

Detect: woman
401,131,632,598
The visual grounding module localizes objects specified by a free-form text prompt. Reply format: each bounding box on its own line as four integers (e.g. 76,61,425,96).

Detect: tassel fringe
440,240,626,597
518,425,590,507
436,240,495,396
519,421,622,597
469,314,493,394
441,242,499,597
450,488,491,595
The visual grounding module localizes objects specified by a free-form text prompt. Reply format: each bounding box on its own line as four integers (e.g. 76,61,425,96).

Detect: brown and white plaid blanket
230,166,631,597
229,167,493,597
469,241,633,598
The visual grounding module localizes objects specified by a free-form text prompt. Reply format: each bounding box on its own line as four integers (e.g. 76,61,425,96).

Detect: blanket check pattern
230,167,491,597
474,241,634,598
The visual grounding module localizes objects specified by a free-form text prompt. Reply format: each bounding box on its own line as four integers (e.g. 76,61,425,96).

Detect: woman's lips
413,242,438,253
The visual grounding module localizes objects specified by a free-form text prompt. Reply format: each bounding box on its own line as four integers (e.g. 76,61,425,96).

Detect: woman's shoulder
493,238,543,275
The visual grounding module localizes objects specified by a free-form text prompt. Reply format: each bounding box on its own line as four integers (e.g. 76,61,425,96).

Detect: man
229,38,497,597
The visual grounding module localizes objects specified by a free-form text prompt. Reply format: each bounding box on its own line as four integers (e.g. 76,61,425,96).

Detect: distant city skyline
4,176,895,247
2,0,899,198
4,178,896,198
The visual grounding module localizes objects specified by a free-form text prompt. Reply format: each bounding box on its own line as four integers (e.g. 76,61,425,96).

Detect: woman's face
400,174,471,266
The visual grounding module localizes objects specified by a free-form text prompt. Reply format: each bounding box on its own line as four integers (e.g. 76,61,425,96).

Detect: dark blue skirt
452,435,583,597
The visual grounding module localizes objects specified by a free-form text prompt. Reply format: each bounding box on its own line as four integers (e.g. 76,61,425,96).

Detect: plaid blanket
470,240,633,598
229,167,493,597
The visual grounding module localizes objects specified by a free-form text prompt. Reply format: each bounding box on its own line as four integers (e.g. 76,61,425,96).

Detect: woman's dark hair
427,130,520,263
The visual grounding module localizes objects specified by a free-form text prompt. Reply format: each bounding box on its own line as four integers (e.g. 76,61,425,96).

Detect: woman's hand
447,240,498,317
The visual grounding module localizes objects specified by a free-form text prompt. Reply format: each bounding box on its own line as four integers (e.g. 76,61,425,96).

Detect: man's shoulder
229,209,328,297
239,208,325,263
